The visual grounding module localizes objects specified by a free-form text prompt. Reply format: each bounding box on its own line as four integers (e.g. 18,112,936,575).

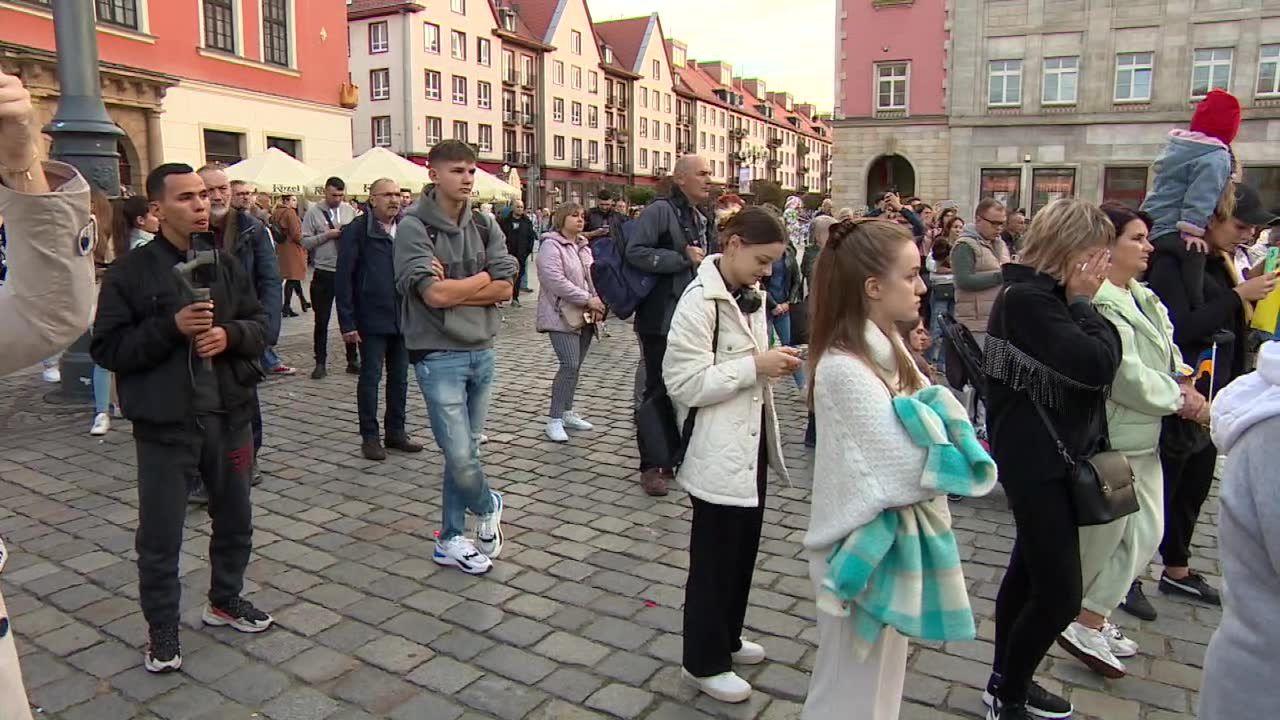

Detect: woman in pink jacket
535,202,605,443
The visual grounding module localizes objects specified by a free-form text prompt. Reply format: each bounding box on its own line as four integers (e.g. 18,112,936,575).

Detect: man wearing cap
1144,183,1279,608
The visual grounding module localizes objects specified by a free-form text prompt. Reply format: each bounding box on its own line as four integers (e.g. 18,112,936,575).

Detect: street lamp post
47,0,124,402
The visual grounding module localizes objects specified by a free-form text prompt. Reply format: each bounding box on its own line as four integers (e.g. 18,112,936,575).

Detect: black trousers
512,253,531,301
1159,440,1217,568
357,333,409,441
283,280,308,311
683,439,767,677
136,416,253,627
310,269,357,367
991,471,1081,706
637,333,669,472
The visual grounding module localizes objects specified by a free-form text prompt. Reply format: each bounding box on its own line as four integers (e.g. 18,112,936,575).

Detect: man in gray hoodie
303,177,359,379
394,140,519,576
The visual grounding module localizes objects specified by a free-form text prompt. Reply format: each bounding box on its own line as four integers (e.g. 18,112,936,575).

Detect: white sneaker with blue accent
561,411,594,431
433,536,492,575
476,490,504,559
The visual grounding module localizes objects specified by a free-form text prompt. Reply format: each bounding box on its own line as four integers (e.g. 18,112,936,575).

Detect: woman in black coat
982,199,1123,720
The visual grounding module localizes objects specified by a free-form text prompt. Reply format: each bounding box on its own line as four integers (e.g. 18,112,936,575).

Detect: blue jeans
93,365,111,414
358,333,409,441
768,312,805,389
927,293,955,368
262,347,282,372
414,349,497,541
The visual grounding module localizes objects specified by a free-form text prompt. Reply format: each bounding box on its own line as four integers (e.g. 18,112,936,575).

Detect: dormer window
604,47,614,64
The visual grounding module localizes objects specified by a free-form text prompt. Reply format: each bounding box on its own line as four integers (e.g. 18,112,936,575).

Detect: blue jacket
337,211,401,336
224,209,282,346
1140,129,1233,240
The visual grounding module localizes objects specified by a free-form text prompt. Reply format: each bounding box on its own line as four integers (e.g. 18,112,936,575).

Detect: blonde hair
1212,151,1243,223
810,215,837,246
552,202,584,233
1016,199,1116,280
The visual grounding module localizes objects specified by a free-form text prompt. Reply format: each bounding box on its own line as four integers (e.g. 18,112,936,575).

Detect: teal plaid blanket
817,386,997,659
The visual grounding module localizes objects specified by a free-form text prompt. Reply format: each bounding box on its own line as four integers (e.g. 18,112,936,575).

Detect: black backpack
940,312,988,400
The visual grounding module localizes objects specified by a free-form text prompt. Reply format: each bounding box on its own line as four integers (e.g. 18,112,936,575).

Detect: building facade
831,0,950,211
596,14,677,184
1,0,352,191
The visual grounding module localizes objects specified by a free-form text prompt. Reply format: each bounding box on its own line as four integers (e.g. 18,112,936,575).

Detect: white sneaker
476,491,504,559
731,639,766,665
1102,622,1139,658
1057,621,1126,678
682,668,752,703
432,536,492,575
561,411,594,431
90,413,110,436
546,419,569,443
478,433,490,445
42,366,60,383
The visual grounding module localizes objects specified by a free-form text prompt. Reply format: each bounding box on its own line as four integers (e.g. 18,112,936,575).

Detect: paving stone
355,634,434,674
429,627,495,661
282,646,359,683
538,666,607,703
243,630,315,664
273,602,342,637
149,685,226,720
596,650,664,686
750,664,810,702
585,682,655,719
388,691,466,720
1069,688,1142,720
180,643,249,684
61,693,137,720
109,666,187,702
34,620,101,655
331,665,420,714
406,655,484,694
488,615,555,647
644,702,716,720
582,616,657,651
28,672,99,713
534,631,613,666
475,644,558,684
262,688,341,720
215,663,293,706
527,699,609,720
66,638,139,679
455,675,550,720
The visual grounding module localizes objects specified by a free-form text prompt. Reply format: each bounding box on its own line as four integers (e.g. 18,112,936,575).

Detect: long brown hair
90,189,114,266
112,195,150,260
807,218,924,405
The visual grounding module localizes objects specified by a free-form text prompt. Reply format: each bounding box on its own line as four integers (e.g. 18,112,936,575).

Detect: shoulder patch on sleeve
77,217,95,256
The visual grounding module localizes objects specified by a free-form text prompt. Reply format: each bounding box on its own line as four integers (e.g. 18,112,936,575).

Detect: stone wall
832,122,951,210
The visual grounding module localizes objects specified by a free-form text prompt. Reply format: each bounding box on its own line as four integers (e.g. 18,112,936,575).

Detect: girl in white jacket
803,218,930,720
663,207,803,704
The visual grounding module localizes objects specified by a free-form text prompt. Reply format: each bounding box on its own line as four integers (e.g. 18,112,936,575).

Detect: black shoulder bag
999,287,1138,527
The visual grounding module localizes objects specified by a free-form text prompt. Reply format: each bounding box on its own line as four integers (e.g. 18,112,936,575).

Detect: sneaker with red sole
202,597,274,633
270,366,297,376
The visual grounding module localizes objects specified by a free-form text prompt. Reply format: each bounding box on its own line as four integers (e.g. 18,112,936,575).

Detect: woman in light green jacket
1057,205,1208,679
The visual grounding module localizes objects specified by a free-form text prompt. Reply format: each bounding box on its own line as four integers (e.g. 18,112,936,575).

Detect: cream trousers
1077,451,1165,617
0,590,33,720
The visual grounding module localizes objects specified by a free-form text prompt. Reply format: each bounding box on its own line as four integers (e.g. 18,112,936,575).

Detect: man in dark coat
499,199,538,306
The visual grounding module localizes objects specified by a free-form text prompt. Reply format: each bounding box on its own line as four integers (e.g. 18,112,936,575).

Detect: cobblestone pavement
0,307,1219,719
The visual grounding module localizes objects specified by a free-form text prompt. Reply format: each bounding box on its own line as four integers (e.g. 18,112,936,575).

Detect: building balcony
652,165,669,177
503,70,518,86
503,110,517,125
616,96,628,110
767,137,782,149
676,143,689,154
766,159,780,169
504,150,533,166
797,141,809,156
676,112,692,126
521,111,535,127
729,127,747,140
520,75,536,89
572,156,587,169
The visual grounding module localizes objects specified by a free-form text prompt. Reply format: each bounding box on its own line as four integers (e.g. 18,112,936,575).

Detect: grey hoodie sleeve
952,243,1003,291
301,205,331,251
395,215,437,300
482,217,519,282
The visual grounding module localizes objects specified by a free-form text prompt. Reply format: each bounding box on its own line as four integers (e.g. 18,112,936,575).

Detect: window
554,136,565,160
665,123,671,142
665,94,671,114
571,30,582,55
452,76,467,104
502,50,515,81
719,136,724,152
1114,52,1153,102
522,55,535,85
425,116,442,145
876,62,908,110
478,125,493,153
1192,48,1233,97
589,140,599,164
553,98,564,122
1031,168,1076,215
572,138,583,162
699,131,706,149
980,168,1021,211
262,0,290,66
503,129,517,156
203,129,244,165
1102,167,1148,209
424,22,440,53
652,59,660,80
450,0,464,13
478,81,492,109
988,59,1023,107
604,47,613,64
571,101,582,125
451,31,466,60
553,61,565,85
641,88,648,108
588,105,598,128
1259,45,1280,96
572,66,582,90
371,117,392,148
97,0,139,30
639,118,647,138
521,93,534,117
640,148,649,168
588,71,598,94
453,121,468,143
523,133,535,158
368,21,388,54
369,69,390,101
204,0,236,52
1042,56,1078,104
425,70,442,100
477,38,491,66
266,136,299,158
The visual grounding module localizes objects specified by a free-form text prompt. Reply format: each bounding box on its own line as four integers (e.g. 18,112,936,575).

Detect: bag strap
679,294,721,451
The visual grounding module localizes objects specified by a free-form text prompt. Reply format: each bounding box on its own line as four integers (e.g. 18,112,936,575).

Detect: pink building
833,0,950,209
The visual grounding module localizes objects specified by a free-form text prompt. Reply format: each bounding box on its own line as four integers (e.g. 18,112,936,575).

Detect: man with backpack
625,154,715,496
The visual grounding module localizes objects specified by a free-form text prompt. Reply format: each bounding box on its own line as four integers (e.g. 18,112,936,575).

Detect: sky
586,0,837,113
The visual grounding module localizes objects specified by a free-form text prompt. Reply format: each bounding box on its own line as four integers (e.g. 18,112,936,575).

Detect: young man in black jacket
91,163,274,675
498,199,538,306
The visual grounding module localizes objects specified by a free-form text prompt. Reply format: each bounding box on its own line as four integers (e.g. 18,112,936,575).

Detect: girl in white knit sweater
803,218,931,720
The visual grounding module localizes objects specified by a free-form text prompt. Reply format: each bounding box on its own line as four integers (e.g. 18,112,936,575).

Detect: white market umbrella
224,147,318,196
471,167,521,203
315,147,432,198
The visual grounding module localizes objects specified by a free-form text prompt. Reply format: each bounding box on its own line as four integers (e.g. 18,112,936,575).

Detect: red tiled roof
507,0,560,44
488,1,550,50
346,0,423,20
592,15,651,76
673,60,831,144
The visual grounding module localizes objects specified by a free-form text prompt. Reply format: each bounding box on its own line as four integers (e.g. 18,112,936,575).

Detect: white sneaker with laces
42,366,60,383
731,639,766,665
1057,621,1126,678
682,669,752,703
1102,622,1139,658
476,490,504,559
432,536,492,575
561,411,594,431
90,413,111,436
546,419,569,443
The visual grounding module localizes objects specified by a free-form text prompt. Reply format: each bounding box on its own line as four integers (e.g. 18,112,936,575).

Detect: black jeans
1159,441,1217,568
310,269,357,368
513,254,531,301
283,280,308,311
637,332,669,472
683,439,767,677
136,416,253,627
357,333,409,441
992,470,1081,706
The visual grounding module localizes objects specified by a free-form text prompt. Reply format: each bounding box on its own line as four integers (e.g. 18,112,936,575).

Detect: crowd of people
3,68,1280,720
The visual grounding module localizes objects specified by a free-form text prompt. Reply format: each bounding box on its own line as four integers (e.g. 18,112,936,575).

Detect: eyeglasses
371,192,400,199
979,216,1006,228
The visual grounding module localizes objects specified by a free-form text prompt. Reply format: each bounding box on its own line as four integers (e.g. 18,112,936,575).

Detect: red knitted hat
1190,90,1241,145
